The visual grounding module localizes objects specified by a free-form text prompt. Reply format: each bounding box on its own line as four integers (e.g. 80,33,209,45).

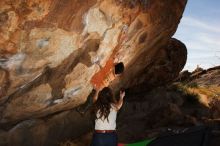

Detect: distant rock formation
0,0,187,145
177,65,220,86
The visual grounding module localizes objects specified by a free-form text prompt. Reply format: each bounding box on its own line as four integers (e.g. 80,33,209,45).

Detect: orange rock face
0,0,187,145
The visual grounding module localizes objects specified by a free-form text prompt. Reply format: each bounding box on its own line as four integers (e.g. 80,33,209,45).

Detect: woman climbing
76,62,124,114
90,87,125,146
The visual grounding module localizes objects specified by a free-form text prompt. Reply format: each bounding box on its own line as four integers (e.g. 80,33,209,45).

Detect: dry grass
177,83,220,107
193,86,220,97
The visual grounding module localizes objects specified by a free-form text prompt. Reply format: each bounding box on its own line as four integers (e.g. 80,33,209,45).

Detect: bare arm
114,90,125,110
92,89,99,102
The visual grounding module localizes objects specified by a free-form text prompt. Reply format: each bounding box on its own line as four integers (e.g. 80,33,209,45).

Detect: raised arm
114,90,125,110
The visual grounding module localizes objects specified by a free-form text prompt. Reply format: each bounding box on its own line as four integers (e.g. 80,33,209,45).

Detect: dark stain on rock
79,39,100,67
0,12,8,26
118,0,152,11
16,2,32,16
0,68,10,98
138,31,148,44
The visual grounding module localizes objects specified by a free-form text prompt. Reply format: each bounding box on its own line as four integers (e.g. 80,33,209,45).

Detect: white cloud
180,16,220,33
196,34,220,47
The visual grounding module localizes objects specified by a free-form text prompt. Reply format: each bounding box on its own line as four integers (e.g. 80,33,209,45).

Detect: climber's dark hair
115,62,124,75
93,87,114,121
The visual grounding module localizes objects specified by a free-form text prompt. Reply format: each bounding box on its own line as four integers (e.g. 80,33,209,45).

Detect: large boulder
0,0,187,145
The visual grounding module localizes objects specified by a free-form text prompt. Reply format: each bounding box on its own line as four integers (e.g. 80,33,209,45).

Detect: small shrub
169,83,201,104
184,91,200,104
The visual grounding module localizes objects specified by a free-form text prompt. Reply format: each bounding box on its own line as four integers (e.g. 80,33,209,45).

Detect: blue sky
174,0,220,71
